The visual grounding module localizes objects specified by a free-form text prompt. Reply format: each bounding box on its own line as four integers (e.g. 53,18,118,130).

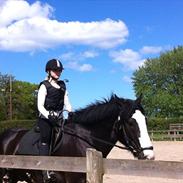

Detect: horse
0,94,154,183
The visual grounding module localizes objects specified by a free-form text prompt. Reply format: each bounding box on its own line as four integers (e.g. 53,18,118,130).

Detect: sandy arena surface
104,141,183,183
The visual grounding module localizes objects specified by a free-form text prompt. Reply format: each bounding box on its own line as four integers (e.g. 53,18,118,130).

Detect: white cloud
61,52,75,61
61,50,98,61
79,64,93,72
0,0,52,27
60,51,97,72
81,50,98,58
0,0,129,52
140,46,163,54
109,49,145,70
122,76,132,83
67,61,93,72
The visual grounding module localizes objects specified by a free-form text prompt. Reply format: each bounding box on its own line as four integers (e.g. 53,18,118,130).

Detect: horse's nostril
137,152,146,159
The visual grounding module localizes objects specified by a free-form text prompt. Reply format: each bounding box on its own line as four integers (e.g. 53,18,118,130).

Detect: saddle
16,124,64,156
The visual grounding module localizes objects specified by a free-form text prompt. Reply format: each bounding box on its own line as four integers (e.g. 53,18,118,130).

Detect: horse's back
0,128,28,155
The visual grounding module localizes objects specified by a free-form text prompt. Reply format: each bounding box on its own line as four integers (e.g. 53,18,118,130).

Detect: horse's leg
53,172,66,183
5,169,34,183
29,170,44,183
0,168,6,183
31,171,67,183
0,169,15,183
65,172,85,183
33,171,66,183
4,169,21,183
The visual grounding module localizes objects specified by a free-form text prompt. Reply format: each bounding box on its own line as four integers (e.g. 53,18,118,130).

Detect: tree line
0,74,38,121
0,46,183,121
132,46,183,118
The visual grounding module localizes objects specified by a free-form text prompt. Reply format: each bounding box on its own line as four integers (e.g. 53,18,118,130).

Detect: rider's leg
38,118,52,182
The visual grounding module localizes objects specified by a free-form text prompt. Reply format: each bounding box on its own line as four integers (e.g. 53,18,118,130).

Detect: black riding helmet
45,59,64,72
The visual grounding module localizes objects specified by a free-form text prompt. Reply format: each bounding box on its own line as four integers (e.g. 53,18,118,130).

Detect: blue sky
0,0,182,110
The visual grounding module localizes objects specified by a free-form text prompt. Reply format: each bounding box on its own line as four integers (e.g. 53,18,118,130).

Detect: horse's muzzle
143,149,155,160
136,148,155,160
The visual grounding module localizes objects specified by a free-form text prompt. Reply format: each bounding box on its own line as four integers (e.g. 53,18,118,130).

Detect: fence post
173,130,176,141
86,148,103,183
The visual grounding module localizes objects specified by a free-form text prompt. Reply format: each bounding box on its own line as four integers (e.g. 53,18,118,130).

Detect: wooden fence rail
0,148,183,183
149,130,183,141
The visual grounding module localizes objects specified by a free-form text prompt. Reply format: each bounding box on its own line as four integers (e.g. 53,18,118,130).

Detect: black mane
72,94,140,125
72,94,119,124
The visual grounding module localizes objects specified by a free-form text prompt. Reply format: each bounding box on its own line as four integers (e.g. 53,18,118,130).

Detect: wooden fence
149,123,183,141
149,129,183,141
0,148,183,183
169,123,183,130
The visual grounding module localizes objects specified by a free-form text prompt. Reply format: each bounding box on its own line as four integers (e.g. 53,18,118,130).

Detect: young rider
37,58,72,181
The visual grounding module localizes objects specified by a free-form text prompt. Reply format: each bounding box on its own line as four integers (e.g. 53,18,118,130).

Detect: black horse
0,94,154,183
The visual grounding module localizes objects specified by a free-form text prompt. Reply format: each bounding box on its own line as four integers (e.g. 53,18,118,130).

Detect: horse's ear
135,93,142,104
114,93,119,99
111,93,119,100
112,93,122,106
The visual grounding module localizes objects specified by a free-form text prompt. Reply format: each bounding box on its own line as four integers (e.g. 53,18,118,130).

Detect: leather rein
59,115,153,152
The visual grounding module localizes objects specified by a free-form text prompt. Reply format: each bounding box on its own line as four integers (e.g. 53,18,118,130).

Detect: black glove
48,111,59,126
68,112,74,122
68,112,74,118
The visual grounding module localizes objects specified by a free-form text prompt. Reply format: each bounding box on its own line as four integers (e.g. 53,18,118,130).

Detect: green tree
132,46,183,118
12,81,38,119
0,72,38,120
0,73,14,120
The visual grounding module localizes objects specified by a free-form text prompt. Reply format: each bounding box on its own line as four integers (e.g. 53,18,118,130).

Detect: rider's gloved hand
48,111,59,126
68,112,74,118
68,112,74,122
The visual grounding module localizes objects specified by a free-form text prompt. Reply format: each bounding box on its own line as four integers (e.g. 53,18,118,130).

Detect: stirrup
42,171,56,182
42,170,50,182
49,171,55,176
3,174,10,183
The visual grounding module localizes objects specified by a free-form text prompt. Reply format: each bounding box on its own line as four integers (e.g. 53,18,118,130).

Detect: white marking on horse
132,110,155,159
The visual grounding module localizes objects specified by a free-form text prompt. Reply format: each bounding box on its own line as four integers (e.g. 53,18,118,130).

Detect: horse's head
114,95,155,160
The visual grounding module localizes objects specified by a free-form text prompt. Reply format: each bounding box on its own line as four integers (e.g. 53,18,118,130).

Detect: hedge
148,117,183,130
1,118,183,133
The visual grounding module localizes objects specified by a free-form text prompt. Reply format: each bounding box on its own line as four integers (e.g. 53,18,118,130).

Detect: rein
59,114,153,153
61,126,130,151
57,108,153,153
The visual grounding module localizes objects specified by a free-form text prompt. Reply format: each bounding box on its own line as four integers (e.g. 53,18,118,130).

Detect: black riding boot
39,143,51,183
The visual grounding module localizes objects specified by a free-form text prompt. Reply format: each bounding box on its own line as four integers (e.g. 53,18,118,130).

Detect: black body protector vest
40,80,66,111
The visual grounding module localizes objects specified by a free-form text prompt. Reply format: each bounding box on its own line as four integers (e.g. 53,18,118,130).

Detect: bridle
115,115,153,155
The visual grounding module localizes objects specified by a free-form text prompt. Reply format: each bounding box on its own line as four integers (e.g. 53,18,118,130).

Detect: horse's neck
78,118,118,157
95,119,118,157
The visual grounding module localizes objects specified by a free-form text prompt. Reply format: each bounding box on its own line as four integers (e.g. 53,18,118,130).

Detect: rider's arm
64,90,72,112
37,84,49,119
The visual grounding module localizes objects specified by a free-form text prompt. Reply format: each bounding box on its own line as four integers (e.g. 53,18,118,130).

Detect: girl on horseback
37,58,72,182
